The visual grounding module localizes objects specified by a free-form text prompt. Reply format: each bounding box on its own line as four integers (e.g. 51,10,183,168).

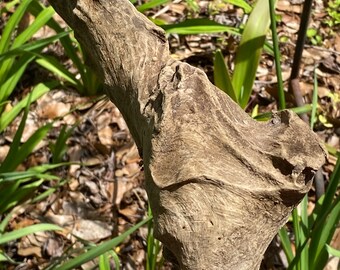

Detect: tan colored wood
48,1,326,268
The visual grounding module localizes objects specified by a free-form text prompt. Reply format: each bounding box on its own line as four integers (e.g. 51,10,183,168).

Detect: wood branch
48,1,326,269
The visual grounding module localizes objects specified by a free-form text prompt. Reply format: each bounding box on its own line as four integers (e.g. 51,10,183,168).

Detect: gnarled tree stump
48,0,326,269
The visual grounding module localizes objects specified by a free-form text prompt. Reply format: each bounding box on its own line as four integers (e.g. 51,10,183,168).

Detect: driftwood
48,0,326,269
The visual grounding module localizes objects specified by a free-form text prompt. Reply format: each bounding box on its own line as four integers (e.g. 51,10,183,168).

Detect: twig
288,0,314,122
289,0,325,195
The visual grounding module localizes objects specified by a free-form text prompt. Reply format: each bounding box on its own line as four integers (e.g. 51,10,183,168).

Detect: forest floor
1,0,339,269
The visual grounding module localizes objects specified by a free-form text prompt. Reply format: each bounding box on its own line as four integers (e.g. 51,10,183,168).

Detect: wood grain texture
48,0,326,268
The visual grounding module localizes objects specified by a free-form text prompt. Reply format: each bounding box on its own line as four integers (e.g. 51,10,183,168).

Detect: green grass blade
0,224,61,244
109,250,120,270
0,210,14,233
299,196,309,269
0,181,20,214
321,153,340,205
146,205,162,270
31,178,67,203
311,153,340,229
0,81,57,132
161,19,240,35
268,0,285,109
0,31,70,62
99,253,110,270
147,206,154,270
326,245,340,258
55,217,151,270
292,208,301,270
310,67,318,129
291,104,313,115
137,0,169,12
308,154,340,268
311,198,340,269
264,41,274,55
279,227,294,264
232,0,273,108
11,6,55,49
0,0,21,14
213,50,238,103
0,93,32,173
253,104,312,121
0,0,33,54
28,1,84,77
0,54,36,103
0,252,8,262
0,123,52,173
35,56,79,87
226,0,252,13
51,125,76,164
0,250,18,264
11,124,52,169
0,178,46,213
0,170,61,183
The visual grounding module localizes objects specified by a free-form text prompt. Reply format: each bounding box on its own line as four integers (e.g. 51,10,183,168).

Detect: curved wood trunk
48,0,326,269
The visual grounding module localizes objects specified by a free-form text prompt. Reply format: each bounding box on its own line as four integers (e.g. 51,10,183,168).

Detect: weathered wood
48,0,326,269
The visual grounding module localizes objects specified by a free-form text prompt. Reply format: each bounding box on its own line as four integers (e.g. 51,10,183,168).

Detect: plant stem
268,0,285,110
288,0,314,121
290,0,314,80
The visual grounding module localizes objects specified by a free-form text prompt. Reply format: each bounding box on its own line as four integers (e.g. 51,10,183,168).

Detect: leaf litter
0,0,339,269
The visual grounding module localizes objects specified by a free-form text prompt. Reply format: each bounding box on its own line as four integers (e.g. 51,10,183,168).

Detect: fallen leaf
98,126,114,146
38,101,71,119
73,219,112,241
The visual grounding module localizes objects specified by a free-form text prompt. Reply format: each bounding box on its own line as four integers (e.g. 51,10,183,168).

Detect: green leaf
137,0,169,12
0,210,14,234
0,224,62,245
0,0,21,15
55,217,151,270
279,227,294,264
253,105,312,121
309,196,340,269
0,93,53,174
268,0,285,109
161,19,240,35
232,0,273,108
307,28,317,38
28,1,84,76
0,81,58,132
225,0,252,13
110,251,121,270
0,54,36,103
51,125,76,164
310,68,318,129
310,153,340,229
35,56,79,87
0,93,32,173
0,31,70,62
11,6,55,49
213,50,238,103
0,123,52,173
99,253,111,270
0,0,33,54
0,179,45,214
297,196,309,269
0,251,17,263
308,154,340,270
31,178,68,203
0,162,69,182
326,245,340,258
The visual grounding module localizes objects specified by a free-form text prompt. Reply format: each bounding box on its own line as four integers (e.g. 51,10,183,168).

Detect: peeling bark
48,1,326,269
